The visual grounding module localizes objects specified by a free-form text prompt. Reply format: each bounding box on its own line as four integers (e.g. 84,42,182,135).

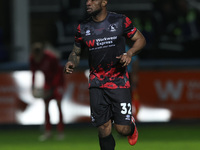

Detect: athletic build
76,12,136,89
64,0,146,149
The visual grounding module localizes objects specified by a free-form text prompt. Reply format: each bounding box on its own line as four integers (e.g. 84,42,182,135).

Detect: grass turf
0,123,200,150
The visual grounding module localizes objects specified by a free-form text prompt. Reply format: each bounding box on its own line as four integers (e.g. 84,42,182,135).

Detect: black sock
99,134,115,150
130,123,135,136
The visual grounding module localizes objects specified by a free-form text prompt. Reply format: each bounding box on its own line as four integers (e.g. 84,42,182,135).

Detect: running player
64,0,146,149
30,42,65,141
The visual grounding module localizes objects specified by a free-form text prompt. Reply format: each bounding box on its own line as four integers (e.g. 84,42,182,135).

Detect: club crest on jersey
109,24,117,32
85,29,91,36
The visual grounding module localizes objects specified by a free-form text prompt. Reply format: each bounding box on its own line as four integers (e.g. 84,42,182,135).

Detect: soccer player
30,42,65,141
64,0,146,149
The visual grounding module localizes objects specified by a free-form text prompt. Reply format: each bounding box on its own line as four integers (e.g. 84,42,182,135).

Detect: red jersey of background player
30,50,63,90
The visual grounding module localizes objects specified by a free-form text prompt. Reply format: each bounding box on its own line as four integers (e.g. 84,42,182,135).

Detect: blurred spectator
29,42,65,141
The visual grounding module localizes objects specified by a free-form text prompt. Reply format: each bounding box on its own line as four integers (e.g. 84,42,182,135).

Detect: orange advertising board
0,70,200,124
0,73,18,123
138,70,200,120
0,71,90,124
64,71,90,106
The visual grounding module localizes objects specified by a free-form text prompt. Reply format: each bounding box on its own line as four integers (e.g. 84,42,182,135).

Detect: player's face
86,0,103,16
31,43,44,62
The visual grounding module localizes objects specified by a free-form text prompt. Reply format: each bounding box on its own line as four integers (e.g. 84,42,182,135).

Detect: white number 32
120,103,131,114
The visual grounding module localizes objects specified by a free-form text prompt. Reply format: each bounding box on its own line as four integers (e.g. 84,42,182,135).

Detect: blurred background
0,0,200,126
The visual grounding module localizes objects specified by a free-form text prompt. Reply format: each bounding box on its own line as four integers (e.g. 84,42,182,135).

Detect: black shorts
89,88,132,127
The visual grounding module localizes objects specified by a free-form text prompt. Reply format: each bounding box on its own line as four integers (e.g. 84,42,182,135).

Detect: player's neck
92,9,107,22
34,53,44,63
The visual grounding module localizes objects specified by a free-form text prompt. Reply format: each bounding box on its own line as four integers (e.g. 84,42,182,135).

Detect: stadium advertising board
138,70,200,121
0,70,200,124
0,73,17,123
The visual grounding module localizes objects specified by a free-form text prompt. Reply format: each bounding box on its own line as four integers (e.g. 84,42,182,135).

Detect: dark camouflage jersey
74,12,137,89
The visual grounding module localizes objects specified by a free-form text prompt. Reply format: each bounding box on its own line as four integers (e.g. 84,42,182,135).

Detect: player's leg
89,88,115,150
39,98,52,141
56,100,65,139
115,117,138,145
98,120,115,150
110,88,138,146
114,124,133,136
57,100,64,132
54,87,65,140
44,98,51,132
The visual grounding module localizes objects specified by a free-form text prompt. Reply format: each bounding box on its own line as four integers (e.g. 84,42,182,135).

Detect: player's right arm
65,23,83,74
64,44,81,74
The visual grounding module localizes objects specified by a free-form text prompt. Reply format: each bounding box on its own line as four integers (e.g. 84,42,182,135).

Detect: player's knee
98,121,112,137
115,125,131,136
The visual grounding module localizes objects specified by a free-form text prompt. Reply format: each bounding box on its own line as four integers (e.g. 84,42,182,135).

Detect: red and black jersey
75,12,137,89
30,50,63,90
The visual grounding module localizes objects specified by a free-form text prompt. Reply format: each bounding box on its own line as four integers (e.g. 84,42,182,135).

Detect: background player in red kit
65,0,146,150
30,42,65,141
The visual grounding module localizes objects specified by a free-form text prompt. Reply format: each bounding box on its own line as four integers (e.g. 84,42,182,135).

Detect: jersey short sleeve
74,24,83,48
123,15,137,39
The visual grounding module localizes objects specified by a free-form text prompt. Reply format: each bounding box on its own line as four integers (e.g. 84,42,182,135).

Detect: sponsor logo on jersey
85,30,91,36
86,40,95,47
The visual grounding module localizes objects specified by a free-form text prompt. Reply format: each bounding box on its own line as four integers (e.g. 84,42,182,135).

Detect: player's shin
99,134,115,150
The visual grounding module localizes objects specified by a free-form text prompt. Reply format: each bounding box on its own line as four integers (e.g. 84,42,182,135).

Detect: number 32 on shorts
120,103,132,115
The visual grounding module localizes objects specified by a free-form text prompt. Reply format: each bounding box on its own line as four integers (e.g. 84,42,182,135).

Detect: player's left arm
127,30,146,58
117,30,146,67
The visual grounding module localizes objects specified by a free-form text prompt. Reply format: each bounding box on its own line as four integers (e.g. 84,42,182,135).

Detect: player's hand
116,53,132,67
64,61,75,74
32,88,44,98
43,89,53,100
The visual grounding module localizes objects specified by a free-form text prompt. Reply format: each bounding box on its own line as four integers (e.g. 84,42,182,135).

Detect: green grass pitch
0,122,200,150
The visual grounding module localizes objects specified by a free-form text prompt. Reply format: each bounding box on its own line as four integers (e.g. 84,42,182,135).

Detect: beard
88,8,102,17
